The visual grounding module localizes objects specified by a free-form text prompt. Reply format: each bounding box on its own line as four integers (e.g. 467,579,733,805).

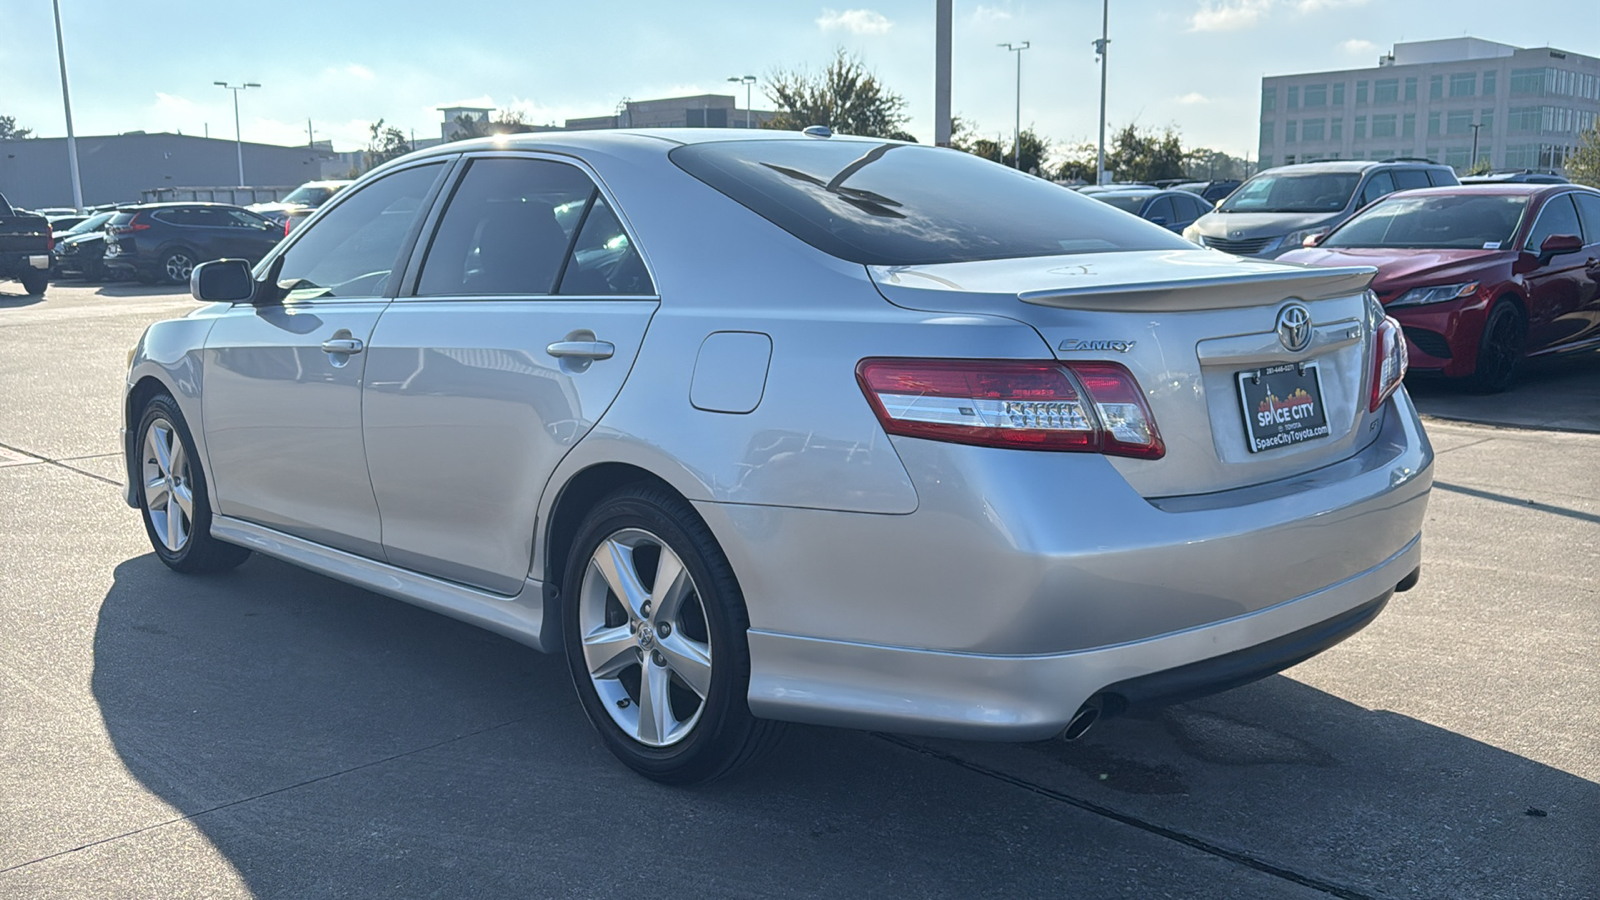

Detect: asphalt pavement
1,282,1595,899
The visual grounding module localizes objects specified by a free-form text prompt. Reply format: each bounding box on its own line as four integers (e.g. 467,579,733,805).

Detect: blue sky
2,0,1591,160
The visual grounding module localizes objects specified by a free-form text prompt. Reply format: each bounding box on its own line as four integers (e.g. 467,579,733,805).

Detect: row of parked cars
0,180,351,294
1079,161,1596,392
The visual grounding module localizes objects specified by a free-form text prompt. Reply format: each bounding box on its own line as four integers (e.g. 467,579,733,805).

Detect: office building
1259,38,1600,173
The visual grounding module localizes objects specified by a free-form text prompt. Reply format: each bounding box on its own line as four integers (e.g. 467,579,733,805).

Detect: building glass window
1510,68,1546,95
1482,70,1497,96
1302,119,1325,141
1428,111,1442,136
1449,72,1477,98
1508,106,1542,133
1304,84,1327,107
1331,82,1345,105
1330,119,1343,141
1504,144,1537,167
1356,81,1369,104
1446,110,1473,135
1479,110,1494,136
1285,120,1298,143
1374,79,1399,103
1445,147,1471,169
1354,115,1367,139
1402,113,1416,139
1404,78,1418,101
1262,86,1276,111
1259,155,1273,169
1371,114,1397,138
1287,86,1299,108
1284,154,1296,165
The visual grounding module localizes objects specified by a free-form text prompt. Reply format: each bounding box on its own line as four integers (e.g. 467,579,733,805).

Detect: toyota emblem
1276,303,1313,353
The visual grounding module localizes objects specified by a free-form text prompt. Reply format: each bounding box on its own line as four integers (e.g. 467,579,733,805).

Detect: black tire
134,393,251,574
20,270,48,296
561,484,783,784
159,248,198,285
1465,300,1526,393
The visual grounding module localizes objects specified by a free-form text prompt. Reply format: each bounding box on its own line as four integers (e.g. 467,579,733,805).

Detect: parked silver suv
1185,159,1458,258
124,131,1432,782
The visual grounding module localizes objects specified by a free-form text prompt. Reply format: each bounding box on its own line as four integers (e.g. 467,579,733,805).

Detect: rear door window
1391,170,1430,190
558,195,655,296
670,140,1189,266
1359,172,1397,207
1525,194,1583,251
1571,192,1600,245
1144,196,1176,225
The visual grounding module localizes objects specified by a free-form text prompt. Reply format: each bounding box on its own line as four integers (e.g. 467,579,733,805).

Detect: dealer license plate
1237,362,1330,453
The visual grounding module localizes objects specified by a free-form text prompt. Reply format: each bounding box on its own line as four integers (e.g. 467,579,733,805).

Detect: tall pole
215,82,260,187
1094,0,1110,184
51,0,84,210
727,76,756,128
934,0,952,146
999,42,1030,169
1469,123,1483,171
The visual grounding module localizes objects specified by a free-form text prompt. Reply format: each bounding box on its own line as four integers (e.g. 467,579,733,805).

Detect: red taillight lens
113,213,151,235
856,358,1164,459
45,222,54,252
1370,314,1408,412
284,217,292,236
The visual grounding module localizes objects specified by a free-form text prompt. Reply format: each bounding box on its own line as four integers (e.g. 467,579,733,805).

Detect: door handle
321,337,365,354
546,340,615,361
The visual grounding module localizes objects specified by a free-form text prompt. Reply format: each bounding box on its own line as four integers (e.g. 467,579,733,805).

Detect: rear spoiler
1017,265,1376,312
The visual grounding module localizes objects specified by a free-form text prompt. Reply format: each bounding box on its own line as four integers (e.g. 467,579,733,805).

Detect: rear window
669,140,1189,266
1218,171,1362,213
1322,193,1529,250
1094,194,1150,213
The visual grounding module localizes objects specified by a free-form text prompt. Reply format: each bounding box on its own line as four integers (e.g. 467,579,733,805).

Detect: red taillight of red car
1370,314,1408,412
856,358,1164,459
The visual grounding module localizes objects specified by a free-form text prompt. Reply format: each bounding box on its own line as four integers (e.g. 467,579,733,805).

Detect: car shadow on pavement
1408,349,1600,433
87,553,1598,898
93,283,183,298
0,288,45,307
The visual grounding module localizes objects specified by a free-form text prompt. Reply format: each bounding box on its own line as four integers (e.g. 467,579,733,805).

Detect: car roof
397,128,908,167
1259,159,1446,176
118,201,246,211
1361,183,1590,200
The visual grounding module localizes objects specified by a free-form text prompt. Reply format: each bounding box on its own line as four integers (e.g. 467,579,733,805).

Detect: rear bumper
745,536,1417,740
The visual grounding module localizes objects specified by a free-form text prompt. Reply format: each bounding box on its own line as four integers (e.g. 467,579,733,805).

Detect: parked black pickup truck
0,193,53,295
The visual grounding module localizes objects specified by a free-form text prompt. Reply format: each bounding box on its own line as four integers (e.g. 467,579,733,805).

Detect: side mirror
1537,233,1583,266
1149,215,1170,226
1303,229,1330,248
191,258,254,303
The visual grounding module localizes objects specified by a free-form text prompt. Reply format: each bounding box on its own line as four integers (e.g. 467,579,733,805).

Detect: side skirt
210,516,554,652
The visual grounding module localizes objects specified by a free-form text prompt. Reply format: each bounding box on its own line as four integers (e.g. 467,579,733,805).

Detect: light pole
998,42,1030,169
50,0,84,211
214,81,260,187
934,0,952,146
1093,0,1110,184
727,76,756,129
1469,122,1484,172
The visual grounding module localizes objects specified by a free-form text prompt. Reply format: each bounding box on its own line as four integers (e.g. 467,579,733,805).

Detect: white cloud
816,8,893,35
971,4,1012,23
1296,0,1368,11
1188,0,1273,31
1340,38,1378,55
153,92,197,113
1175,92,1211,104
343,63,375,81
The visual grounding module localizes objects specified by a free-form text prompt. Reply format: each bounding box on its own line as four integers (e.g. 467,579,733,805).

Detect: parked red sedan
1281,184,1600,391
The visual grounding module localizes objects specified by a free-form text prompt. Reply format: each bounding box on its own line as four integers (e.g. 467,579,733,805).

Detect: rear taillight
45,222,54,252
284,217,293,237
112,213,150,235
856,358,1164,459
1370,314,1408,412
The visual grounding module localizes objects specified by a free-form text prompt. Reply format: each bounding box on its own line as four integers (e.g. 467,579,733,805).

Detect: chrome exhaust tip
1061,697,1103,742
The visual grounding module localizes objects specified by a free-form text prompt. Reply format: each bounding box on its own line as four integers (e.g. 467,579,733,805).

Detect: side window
274,162,443,301
226,209,269,228
152,209,192,226
1571,192,1600,245
1359,171,1396,207
1425,169,1454,187
1179,195,1207,220
1525,194,1583,251
417,157,594,296
1143,196,1176,225
1392,170,1430,190
188,208,233,228
559,195,655,296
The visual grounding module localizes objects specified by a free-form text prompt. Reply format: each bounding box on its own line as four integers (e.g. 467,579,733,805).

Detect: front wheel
1465,300,1526,393
135,394,251,573
562,484,782,784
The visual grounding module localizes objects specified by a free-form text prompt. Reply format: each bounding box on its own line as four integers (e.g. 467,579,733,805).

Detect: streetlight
998,42,1030,169
214,81,261,187
727,76,756,129
50,0,84,211
1093,0,1110,185
1469,122,1484,172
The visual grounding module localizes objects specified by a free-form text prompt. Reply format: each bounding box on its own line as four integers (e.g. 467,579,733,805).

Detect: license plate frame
1236,362,1331,453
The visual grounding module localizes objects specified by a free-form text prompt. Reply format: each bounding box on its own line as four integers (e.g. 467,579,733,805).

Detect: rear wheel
1465,300,1525,393
160,249,197,285
135,394,251,573
20,270,47,296
562,484,782,784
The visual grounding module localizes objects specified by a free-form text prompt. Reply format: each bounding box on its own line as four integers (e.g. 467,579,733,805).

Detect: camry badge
1058,338,1136,353
1276,303,1313,353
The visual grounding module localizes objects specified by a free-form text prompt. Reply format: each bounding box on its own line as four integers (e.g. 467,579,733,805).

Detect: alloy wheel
142,417,194,552
164,252,194,283
1476,304,1525,390
577,528,713,748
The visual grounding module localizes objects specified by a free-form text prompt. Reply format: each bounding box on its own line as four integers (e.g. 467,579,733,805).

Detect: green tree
1182,148,1247,181
1052,142,1100,183
364,119,412,171
447,109,537,141
1568,120,1600,188
0,115,33,140
763,49,913,140
1004,127,1050,174
1106,124,1186,182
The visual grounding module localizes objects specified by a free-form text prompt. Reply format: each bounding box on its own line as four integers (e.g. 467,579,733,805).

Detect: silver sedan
122,129,1432,783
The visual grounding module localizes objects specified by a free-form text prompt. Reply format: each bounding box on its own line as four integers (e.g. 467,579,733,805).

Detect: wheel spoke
164,492,185,550
657,633,713,698
150,426,172,476
649,546,693,623
170,439,187,483
144,476,170,511
591,539,648,619
582,624,638,680
172,482,195,519
635,658,677,745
